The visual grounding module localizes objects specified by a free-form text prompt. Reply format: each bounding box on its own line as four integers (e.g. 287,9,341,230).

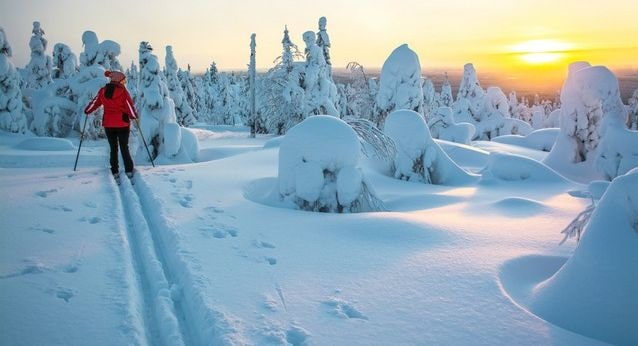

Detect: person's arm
84,89,103,114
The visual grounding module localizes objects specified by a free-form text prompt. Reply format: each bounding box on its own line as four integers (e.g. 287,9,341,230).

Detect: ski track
117,172,242,345
116,175,187,345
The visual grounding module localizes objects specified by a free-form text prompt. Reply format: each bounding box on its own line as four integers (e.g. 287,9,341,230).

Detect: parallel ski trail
117,175,187,346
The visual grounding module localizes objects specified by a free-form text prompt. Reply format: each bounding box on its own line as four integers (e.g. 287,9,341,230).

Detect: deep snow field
0,125,631,345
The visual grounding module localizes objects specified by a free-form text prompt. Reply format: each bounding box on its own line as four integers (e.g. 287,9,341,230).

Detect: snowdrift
530,168,638,345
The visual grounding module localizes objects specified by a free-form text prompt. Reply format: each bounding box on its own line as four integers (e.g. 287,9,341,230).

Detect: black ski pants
105,127,134,175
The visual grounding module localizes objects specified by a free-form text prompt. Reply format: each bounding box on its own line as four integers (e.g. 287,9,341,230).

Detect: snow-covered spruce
302,31,338,118
164,46,196,126
376,44,423,126
628,89,638,130
0,27,28,133
126,61,139,104
531,168,638,345
316,17,331,71
278,115,382,213
79,31,122,71
427,106,475,145
137,41,198,162
384,109,476,185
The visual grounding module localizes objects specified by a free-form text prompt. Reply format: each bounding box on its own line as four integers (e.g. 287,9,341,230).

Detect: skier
84,70,138,183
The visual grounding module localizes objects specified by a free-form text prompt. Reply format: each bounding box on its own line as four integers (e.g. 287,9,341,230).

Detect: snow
2,122,634,344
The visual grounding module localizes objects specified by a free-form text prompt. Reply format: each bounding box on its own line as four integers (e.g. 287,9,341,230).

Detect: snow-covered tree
176,65,198,118
126,61,139,103
316,17,331,73
257,26,304,134
137,41,197,162
427,106,475,144
302,30,338,118
344,61,376,121
278,115,383,213
79,31,122,71
24,21,52,89
0,28,28,133
51,43,78,79
384,109,475,184
439,73,453,107
628,89,638,130
164,46,195,126
545,62,629,170
422,77,436,115
375,44,424,126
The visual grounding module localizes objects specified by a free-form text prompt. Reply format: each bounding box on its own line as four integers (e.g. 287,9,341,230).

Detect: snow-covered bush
0,27,28,133
278,115,382,213
427,106,475,144
531,168,638,345
344,61,376,121
384,109,476,185
596,124,638,180
545,62,630,178
165,46,196,126
302,31,338,118
376,44,423,126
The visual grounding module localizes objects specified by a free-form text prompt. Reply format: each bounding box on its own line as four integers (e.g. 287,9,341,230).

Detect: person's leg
104,127,120,175
117,127,134,174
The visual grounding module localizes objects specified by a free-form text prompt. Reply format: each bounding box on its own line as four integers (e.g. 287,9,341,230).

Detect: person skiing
84,70,138,182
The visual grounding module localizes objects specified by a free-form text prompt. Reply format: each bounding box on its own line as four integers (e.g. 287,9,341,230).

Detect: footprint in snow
322,297,368,320
79,216,101,224
35,189,58,198
30,225,56,234
54,287,75,302
254,240,276,249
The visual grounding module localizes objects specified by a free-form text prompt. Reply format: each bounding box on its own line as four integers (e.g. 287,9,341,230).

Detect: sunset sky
1,0,637,82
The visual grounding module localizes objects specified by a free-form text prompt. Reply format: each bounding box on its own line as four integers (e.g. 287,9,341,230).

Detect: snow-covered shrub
384,109,476,185
596,125,638,180
344,62,376,121
302,31,338,118
165,46,196,126
278,115,382,213
427,106,475,144
545,63,630,178
531,168,638,345
0,27,28,133
376,44,423,126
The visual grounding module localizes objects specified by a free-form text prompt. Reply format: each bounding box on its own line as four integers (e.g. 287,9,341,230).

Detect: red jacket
84,83,138,128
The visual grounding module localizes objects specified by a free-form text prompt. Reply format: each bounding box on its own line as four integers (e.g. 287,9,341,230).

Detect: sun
510,39,573,65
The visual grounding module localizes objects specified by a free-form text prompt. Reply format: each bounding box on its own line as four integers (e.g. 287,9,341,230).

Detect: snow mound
263,136,283,148
493,128,559,152
530,168,638,345
384,109,477,185
15,137,74,151
278,115,382,213
481,152,568,183
490,197,549,217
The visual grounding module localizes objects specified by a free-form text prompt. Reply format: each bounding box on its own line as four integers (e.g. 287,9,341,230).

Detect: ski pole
134,118,155,167
73,113,90,171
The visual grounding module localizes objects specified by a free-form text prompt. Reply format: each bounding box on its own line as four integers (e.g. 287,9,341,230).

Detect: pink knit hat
104,70,126,83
